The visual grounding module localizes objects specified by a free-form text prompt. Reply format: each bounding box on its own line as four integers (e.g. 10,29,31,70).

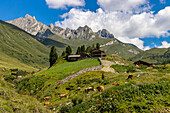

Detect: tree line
49,43,100,67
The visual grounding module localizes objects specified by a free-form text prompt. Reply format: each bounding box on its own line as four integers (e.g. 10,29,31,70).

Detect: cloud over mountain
45,0,85,9
55,6,170,49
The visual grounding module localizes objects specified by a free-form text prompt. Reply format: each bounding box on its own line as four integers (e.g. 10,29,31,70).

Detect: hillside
129,47,170,64
15,56,170,112
0,20,49,70
40,35,142,58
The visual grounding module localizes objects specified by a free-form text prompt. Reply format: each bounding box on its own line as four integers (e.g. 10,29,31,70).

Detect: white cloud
54,0,170,50
143,46,151,51
45,0,85,9
97,0,149,12
160,0,166,4
158,41,170,48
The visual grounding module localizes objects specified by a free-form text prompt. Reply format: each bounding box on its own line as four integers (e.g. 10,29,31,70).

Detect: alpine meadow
0,0,170,113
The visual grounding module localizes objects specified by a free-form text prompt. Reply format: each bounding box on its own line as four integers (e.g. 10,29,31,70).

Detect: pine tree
76,47,81,55
96,43,100,49
66,46,72,55
61,51,66,57
81,45,85,52
49,46,58,67
66,46,72,60
86,46,92,53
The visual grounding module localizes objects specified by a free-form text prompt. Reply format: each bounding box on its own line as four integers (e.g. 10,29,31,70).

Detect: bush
59,105,71,113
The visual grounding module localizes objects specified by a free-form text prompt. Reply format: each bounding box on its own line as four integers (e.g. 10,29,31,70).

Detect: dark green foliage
96,43,100,49
66,46,72,55
76,47,81,55
16,75,48,95
4,75,16,83
61,51,66,57
59,105,71,113
86,46,92,53
71,97,83,106
81,45,85,52
49,46,58,67
102,73,105,80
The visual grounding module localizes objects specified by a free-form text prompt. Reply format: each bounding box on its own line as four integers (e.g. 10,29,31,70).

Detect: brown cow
85,87,95,93
97,86,104,92
60,94,67,99
44,102,51,106
127,74,133,80
112,83,119,86
44,96,51,100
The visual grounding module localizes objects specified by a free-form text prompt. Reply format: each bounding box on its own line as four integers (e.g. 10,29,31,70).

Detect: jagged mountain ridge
7,14,115,39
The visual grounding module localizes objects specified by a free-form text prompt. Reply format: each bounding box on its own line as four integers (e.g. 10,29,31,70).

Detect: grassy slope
0,20,49,70
129,47,170,64
16,56,170,112
0,76,51,113
37,58,100,80
41,34,142,58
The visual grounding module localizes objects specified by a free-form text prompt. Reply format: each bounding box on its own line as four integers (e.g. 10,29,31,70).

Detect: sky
0,0,170,50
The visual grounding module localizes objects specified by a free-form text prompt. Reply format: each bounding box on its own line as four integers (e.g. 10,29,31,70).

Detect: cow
97,86,104,92
60,94,67,99
85,87,95,93
77,87,81,91
44,102,51,106
112,83,119,86
127,74,133,80
44,96,51,100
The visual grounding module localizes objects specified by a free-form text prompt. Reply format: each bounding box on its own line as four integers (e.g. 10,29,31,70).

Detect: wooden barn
134,60,153,67
90,49,106,58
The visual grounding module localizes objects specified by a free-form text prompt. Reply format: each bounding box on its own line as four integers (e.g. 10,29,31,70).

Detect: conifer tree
49,46,58,67
81,45,85,52
76,47,81,54
96,43,100,49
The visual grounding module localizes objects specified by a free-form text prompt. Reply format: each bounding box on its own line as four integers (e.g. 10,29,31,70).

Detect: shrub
59,105,71,113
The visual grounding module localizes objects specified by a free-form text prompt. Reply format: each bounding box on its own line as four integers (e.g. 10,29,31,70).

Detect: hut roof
68,55,81,58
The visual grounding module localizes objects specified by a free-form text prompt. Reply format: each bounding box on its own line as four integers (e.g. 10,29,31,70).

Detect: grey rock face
96,29,115,38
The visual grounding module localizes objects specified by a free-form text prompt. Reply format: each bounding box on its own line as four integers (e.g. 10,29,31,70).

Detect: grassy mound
37,58,101,80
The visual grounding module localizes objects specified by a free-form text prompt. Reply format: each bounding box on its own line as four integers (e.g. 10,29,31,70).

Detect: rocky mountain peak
6,15,115,40
96,29,115,38
50,23,54,29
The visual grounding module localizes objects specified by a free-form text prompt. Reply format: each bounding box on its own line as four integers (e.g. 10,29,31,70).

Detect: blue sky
0,0,170,50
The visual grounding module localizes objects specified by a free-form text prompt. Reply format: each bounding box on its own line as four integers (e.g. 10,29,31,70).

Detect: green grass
0,75,51,113
37,58,100,80
0,20,49,70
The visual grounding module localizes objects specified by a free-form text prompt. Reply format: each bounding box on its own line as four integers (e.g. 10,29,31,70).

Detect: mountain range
6,14,142,59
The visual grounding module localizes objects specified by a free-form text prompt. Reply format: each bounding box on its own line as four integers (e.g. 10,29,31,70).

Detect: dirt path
57,65,102,85
100,59,116,73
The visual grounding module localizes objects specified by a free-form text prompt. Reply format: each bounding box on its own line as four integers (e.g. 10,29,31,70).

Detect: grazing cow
44,102,51,106
77,87,81,91
97,86,104,92
60,94,67,99
85,87,95,93
44,96,51,100
112,83,119,86
127,74,133,80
